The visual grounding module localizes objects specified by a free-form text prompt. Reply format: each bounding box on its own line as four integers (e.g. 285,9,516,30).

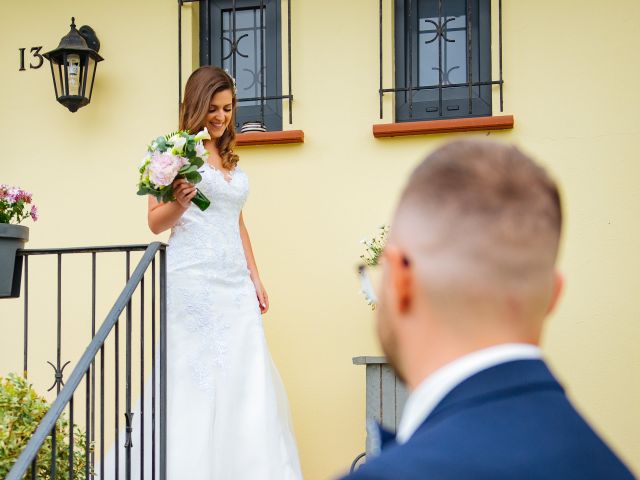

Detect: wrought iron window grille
379,0,504,121
179,0,293,131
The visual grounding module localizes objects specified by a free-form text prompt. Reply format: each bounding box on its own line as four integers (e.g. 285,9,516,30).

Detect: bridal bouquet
137,129,211,211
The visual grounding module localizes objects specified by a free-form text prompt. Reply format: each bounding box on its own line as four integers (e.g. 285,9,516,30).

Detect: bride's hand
252,277,269,314
173,178,197,209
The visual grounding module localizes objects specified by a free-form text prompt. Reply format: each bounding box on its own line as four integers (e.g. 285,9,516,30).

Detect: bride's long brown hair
179,66,239,170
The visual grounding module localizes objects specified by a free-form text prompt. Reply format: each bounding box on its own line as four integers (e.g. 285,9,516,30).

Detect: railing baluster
68,396,74,480
151,258,157,480
57,253,62,395
140,273,145,479
159,249,167,480
85,370,90,480
91,252,97,479
30,458,36,480
23,256,28,378
125,252,132,479
51,424,57,480
100,342,105,480
115,316,120,480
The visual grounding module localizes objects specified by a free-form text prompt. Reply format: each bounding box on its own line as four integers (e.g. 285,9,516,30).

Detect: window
200,0,285,132
391,0,498,122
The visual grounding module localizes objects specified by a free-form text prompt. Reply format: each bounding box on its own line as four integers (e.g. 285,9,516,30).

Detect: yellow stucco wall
1,1,639,478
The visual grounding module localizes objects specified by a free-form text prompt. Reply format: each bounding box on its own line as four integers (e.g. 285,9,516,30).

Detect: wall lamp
44,17,104,112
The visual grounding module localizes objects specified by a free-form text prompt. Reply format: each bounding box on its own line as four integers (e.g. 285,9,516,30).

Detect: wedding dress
165,163,302,479
100,164,301,479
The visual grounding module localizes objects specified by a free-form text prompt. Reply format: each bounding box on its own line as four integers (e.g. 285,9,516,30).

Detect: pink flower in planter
0,184,37,224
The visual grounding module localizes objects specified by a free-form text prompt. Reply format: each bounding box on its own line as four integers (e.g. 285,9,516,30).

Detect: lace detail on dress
167,165,251,392
188,312,231,393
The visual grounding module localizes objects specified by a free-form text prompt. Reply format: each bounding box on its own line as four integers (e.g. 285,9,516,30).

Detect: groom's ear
385,246,413,315
546,270,564,316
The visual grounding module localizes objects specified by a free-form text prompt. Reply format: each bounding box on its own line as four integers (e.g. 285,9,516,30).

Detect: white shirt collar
396,343,542,444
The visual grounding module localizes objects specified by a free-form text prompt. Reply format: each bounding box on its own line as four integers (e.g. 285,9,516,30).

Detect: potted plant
0,373,90,479
0,185,37,298
358,225,389,309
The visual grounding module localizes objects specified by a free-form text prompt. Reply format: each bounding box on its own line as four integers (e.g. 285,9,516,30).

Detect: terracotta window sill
372,115,514,138
235,129,304,147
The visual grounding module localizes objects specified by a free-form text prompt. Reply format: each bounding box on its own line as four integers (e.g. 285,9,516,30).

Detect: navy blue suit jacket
342,360,635,479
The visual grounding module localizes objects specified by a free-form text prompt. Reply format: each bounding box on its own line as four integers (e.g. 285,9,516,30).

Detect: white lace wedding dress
101,164,301,479
164,163,302,479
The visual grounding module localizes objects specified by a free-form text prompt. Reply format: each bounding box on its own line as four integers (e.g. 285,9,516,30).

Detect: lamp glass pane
49,57,63,99
66,53,81,96
85,57,97,100
54,58,65,98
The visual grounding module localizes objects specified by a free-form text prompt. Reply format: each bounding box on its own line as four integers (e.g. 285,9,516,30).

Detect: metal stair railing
6,242,167,480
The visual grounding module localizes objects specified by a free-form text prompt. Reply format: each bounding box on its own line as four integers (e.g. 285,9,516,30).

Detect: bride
148,66,303,479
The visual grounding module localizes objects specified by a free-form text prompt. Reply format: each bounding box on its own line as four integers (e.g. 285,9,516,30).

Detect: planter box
0,224,28,298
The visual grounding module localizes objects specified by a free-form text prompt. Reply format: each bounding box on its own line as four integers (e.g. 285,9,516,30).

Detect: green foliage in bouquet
0,373,91,479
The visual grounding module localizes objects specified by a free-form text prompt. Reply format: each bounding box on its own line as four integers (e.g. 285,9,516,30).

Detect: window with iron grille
379,0,504,122
199,0,292,132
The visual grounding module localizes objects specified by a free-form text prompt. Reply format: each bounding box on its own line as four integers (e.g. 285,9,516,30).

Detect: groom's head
377,139,564,388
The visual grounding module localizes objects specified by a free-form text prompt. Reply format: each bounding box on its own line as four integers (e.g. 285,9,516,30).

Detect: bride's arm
240,211,269,314
147,179,196,234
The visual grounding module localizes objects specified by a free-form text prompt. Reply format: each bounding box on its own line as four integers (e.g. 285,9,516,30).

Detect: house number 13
18,47,44,71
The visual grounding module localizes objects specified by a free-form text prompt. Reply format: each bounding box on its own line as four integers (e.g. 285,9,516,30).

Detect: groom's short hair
396,139,562,312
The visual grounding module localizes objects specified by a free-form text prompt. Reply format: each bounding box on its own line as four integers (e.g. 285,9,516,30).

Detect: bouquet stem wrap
191,188,211,211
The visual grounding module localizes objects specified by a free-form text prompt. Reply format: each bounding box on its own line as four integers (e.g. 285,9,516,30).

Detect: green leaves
0,373,91,479
190,156,204,168
154,136,167,152
137,185,151,196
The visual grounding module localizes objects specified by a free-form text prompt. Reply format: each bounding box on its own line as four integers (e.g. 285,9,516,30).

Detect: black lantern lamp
43,17,103,112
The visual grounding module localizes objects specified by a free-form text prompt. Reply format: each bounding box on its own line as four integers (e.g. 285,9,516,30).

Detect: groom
342,140,635,479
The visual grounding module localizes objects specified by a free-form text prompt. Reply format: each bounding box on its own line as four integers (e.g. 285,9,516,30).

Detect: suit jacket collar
418,359,564,430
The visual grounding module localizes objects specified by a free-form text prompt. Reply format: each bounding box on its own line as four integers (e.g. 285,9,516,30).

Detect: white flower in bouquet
170,135,187,154
195,141,208,158
194,127,211,142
